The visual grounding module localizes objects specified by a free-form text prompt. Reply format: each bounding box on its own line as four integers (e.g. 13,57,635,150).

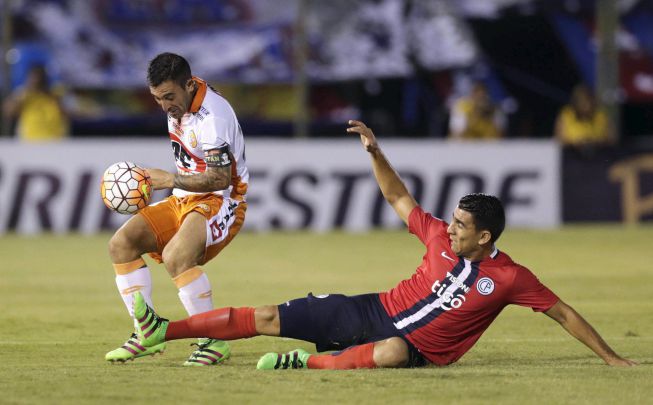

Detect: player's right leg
105,214,162,362
256,338,408,370
256,293,414,370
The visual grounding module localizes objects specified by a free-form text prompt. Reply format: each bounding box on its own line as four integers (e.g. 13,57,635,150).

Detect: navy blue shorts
278,293,426,367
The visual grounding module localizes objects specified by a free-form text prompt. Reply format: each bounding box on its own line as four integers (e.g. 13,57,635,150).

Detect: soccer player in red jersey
129,120,636,369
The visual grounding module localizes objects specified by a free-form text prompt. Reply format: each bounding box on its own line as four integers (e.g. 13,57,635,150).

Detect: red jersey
379,206,559,366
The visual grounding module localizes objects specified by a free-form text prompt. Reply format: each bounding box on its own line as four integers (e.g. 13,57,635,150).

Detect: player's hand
145,168,175,190
605,356,638,367
347,120,378,153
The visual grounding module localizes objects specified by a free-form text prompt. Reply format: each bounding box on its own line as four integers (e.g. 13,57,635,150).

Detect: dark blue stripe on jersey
393,262,481,335
401,262,480,335
390,258,466,324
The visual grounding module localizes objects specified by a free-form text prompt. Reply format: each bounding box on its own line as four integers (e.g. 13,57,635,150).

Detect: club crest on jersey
189,130,198,148
476,277,495,295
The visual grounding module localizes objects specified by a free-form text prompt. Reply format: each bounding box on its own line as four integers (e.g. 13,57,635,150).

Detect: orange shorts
138,193,247,265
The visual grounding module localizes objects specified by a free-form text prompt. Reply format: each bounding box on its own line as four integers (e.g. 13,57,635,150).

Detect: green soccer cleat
183,338,231,366
105,333,166,363
256,348,311,370
133,292,169,347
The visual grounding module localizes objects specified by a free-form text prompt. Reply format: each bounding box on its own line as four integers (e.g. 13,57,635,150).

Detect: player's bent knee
108,215,157,262
108,230,139,262
161,242,204,277
373,337,410,368
254,305,280,336
161,243,179,270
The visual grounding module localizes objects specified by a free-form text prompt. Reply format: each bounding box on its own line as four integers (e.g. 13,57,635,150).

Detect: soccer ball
101,162,152,214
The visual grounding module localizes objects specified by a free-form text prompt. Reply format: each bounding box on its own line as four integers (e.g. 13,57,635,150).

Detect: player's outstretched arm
544,300,637,366
347,120,417,225
145,165,231,192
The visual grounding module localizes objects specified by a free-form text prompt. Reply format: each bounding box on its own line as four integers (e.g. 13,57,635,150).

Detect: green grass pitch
1,226,652,404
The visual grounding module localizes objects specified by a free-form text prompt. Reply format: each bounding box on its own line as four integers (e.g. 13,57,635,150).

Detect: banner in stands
0,139,559,234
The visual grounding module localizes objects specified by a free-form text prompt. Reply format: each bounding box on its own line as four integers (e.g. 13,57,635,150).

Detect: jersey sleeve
408,206,449,245
198,115,233,151
508,266,559,312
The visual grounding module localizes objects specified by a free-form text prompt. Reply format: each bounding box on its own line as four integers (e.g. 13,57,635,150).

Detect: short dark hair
147,52,192,88
457,193,505,243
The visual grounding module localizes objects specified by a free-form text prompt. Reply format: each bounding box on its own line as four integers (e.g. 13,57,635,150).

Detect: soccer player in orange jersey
127,120,635,370
105,53,248,366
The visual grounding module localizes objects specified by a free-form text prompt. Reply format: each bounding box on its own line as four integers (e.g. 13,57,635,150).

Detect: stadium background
1,0,653,229
0,1,651,404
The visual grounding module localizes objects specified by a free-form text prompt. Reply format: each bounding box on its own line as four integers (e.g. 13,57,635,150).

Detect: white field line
483,337,653,343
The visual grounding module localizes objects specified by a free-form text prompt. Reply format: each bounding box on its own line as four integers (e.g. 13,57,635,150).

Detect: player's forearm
558,307,620,364
147,167,230,192
173,171,230,192
368,147,412,206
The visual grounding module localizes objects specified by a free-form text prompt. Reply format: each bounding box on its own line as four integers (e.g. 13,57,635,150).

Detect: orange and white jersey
167,76,248,201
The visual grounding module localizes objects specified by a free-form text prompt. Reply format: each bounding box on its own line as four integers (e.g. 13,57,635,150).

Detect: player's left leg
161,197,246,366
161,211,212,312
161,211,228,365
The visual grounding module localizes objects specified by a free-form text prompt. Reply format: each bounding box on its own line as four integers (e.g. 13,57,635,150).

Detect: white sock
115,266,153,317
177,272,214,316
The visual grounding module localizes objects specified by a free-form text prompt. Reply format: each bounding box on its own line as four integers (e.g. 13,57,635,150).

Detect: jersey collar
470,245,499,265
188,76,207,114
490,245,499,259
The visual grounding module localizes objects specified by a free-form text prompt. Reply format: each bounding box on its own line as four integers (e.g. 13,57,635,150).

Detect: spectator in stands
2,64,69,142
554,84,613,147
448,81,505,140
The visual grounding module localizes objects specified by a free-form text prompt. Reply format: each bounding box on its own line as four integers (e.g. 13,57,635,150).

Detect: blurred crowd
1,68,615,150
447,80,613,148
1,0,651,145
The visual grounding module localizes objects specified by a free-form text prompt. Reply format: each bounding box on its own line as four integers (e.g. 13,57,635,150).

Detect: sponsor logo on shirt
430,271,470,311
433,271,471,294
208,201,238,243
189,130,198,148
393,261,479,331
476,277,495,295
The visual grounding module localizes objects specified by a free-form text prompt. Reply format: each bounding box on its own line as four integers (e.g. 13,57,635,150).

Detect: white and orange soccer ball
101,162,152,214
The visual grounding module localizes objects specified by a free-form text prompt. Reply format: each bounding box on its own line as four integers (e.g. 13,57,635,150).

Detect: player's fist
145,168,175,190
347,120,378,153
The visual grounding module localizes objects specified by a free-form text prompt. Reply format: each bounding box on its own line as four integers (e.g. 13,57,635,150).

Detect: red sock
307,343,377,369
165,307,257,341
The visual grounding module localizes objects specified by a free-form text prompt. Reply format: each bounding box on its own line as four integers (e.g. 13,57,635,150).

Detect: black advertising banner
562,147,653,223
